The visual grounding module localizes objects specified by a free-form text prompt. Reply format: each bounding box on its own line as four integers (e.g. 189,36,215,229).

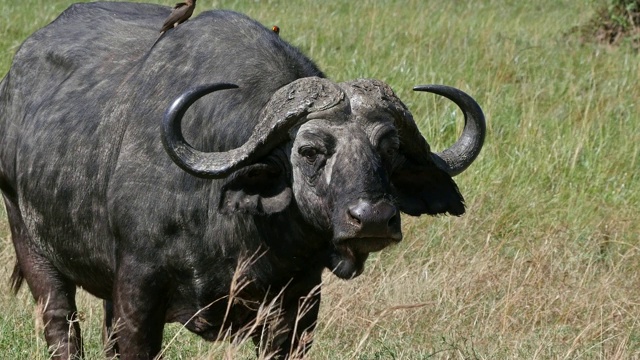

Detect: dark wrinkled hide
0,2,478,359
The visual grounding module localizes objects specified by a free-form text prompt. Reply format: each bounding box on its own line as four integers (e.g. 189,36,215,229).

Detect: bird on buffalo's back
160,0,196,33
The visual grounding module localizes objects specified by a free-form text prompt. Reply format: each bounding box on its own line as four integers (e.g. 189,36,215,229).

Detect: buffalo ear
219,162,292,215
392,161,465,216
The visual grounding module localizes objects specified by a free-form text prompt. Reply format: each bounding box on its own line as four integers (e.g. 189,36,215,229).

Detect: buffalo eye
385,145,398,157
378,136,399,161
299,146,320,164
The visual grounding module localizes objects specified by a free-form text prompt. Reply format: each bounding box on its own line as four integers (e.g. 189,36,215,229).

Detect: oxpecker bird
160,0,196,33
272,25,280,35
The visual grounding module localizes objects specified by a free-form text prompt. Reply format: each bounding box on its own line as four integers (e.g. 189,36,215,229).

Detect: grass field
1,0,639,359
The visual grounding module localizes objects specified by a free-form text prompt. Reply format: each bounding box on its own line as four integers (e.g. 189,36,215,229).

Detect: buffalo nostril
347,206,363,226
380,203,398,229
387,208,399,227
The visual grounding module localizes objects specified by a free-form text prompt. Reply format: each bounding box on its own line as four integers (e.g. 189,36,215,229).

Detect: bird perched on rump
160,0,196,33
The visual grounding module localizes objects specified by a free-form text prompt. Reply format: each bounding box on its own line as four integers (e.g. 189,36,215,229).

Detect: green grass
1,0,639,359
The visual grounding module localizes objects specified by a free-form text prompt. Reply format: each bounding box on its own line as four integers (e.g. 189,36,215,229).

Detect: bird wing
160,4,190,33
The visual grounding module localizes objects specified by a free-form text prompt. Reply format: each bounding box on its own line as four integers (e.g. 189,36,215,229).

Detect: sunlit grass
1,0,639,358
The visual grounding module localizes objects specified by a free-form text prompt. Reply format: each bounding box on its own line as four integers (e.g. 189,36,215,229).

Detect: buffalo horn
162,77,344,178
413,85,486,176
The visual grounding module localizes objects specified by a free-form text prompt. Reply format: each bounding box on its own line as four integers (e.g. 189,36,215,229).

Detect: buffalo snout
336,199,402,249
347,199,399,234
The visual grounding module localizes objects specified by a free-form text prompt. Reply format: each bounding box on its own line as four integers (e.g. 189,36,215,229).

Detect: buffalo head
162,77,485,279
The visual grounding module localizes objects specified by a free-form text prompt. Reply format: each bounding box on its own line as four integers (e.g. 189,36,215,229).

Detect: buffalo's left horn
162,77,344,178
413,85,486,176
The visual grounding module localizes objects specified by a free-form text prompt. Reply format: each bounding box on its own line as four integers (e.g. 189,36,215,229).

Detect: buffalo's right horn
162,77,345,178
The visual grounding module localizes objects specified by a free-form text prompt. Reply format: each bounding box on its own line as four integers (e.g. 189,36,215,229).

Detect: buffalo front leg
253,285,321,359
7,201,83,359
111,261,169,359
103,300,120,358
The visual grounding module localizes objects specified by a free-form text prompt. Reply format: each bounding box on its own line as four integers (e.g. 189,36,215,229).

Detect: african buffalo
0,2,485,359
